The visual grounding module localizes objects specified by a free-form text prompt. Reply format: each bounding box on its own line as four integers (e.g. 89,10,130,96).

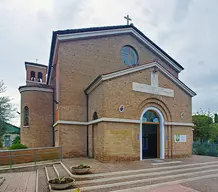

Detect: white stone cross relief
151,71,158,87
132,72,174,97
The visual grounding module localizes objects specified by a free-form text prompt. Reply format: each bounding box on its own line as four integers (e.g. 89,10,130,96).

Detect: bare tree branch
0,80,16,137
0,80,6,93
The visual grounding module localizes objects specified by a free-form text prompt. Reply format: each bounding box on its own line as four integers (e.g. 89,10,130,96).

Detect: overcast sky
0,0,217,126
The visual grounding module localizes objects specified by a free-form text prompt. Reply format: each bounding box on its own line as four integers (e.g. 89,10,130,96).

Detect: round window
121,46,138,66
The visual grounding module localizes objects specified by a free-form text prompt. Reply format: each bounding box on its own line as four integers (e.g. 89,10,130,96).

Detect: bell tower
25,62,47,85
19,61,53,148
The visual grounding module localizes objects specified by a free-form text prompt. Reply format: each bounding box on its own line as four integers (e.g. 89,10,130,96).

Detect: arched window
93,112,98,120
24,106,29,126
121,45,138,66
38,72,42,82
142,110,159,123
30,71,35,81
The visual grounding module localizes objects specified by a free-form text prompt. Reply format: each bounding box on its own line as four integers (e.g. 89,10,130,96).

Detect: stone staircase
43,160,218,192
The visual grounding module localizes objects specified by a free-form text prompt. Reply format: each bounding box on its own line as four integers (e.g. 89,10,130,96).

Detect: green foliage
193,143,218,156
192,114,213,142
215,113,218,123
8,143,27,150
49,176,74,184
0,121,7,137
193,143,209,155
0,139,3,148
13,136,20,144
0,80,16,137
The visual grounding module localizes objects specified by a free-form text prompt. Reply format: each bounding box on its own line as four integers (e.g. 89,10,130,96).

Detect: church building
19,24,196,161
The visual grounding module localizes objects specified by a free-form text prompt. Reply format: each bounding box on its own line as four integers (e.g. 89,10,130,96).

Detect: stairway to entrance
41,160,218,192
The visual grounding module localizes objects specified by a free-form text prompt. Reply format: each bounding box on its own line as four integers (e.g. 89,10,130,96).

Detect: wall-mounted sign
119,105,124,112
174,135,187,142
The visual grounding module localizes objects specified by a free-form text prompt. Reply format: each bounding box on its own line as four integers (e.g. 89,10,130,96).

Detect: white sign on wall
174,135,187,142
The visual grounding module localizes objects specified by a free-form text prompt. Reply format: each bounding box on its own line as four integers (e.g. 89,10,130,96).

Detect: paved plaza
0,171,36,192
0,155,218,191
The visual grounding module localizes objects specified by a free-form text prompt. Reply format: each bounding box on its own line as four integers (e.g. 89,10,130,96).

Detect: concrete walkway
0,171,36,192
120,184,199,192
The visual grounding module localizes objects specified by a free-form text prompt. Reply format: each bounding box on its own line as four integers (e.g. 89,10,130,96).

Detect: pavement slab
0,171,36,192
122,184,199,192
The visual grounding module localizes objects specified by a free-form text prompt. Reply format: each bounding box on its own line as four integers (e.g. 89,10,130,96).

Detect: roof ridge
54,25,130,33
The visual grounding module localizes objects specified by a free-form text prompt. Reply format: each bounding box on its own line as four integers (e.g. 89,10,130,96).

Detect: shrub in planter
48,176,76,190
8,143,27,150
71,163,91,174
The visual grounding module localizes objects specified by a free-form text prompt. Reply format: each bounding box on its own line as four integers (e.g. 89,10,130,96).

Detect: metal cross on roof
124,15,132,25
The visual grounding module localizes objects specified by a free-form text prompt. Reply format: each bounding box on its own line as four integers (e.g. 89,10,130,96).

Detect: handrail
0,146,62,169
0,146,61,152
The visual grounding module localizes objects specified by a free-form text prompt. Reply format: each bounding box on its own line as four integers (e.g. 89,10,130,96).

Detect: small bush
13,136,20,144
0,139,3,148
8,143,28,150
193,143,218,156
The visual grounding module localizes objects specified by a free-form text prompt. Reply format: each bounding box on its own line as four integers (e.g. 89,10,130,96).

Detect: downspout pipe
85,93,89,157
52,88,55,146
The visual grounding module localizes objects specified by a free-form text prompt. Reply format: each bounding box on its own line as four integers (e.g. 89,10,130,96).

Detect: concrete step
78,168,218,191
45,165,58,180
37,168,49,192
61,160,218,179
44,163,79,192
43,160,218,192
111,173,218,192
54,163,69,177
76,163,218,186
65,161,218,192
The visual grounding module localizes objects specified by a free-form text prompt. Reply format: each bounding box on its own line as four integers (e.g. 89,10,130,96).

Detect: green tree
215,113,218,123
209,123,218,143
13,136,20,144
0,80,16,137
192,114,213,142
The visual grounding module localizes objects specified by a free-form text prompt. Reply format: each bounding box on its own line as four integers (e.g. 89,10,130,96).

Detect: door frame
140,107,165,160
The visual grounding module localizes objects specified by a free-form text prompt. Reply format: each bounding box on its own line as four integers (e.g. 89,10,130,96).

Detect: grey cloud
173,0,193,22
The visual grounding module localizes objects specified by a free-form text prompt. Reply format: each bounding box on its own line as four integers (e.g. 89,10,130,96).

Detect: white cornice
25,63,47,69
19,86,53,93
26,80,46,85
57,28,132,41
86,62,156,94
86,62,196,97
53,118,194,127
165,122,194,126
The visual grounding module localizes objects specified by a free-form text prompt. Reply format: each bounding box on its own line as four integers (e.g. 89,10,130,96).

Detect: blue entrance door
4,135,11,147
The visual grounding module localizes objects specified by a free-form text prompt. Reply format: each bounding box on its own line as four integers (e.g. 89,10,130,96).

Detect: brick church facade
19,25,196,161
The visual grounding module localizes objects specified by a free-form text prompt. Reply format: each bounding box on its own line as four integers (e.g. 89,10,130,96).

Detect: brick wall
57,124,87,158
89,68,192,123
171,126,193,158
86,67,193,161
20,90,53,148
57,34,178,123
87,122,192,161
